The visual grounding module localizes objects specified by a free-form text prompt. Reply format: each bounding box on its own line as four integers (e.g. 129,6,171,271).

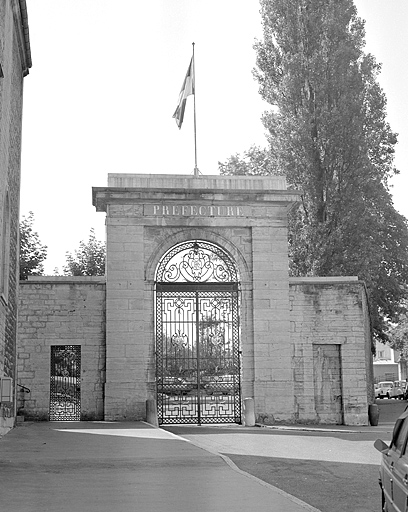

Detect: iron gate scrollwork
50,345,81,421
156,240,241,425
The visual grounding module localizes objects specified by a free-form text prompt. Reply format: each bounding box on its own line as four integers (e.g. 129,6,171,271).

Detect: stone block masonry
289,277,372,425
17,277,106,421
94,174,302,423
0,0,32,436
14,175,373,427
15,272,373,425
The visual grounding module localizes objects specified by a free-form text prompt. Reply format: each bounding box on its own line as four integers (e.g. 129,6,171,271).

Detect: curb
255,423,396,434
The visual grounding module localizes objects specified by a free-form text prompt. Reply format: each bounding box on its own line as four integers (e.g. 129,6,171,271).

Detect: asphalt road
227,432,379,512
164,399,407,512
0,421,315,512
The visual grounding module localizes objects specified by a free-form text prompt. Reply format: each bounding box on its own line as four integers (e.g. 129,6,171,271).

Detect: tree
19,212,48,280
388,309,408,356
218,145,281,177
219,0,408,343
63,229,105,276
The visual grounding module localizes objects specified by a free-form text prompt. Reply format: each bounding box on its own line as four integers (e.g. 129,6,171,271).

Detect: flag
173,58,194,129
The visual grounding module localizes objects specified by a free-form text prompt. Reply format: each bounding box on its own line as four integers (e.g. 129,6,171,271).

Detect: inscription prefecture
145,204,248,217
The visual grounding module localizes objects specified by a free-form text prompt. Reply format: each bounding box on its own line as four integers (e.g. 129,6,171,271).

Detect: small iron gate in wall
50,345,81,421
155,241,241,425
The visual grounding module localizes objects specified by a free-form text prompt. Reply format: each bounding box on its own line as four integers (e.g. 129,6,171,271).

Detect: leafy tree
19,212,48,280
386,307,408,374
63,228,105,276
388,310,408,357
219,0,408,343
218,145,281,177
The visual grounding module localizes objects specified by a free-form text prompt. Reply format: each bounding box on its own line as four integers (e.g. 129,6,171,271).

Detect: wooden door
313,344,343,424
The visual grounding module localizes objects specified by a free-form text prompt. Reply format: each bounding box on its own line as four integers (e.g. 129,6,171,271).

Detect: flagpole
192,42,200,177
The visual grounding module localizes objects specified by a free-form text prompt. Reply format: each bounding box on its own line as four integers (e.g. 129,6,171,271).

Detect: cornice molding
12,0,32,76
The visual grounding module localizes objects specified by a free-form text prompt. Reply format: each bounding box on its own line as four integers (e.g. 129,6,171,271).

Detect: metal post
196,291,201,425
192,43,199,177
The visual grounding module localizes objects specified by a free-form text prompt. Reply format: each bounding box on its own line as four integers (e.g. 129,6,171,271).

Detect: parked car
374,408,408,512
204,375,236,395
375,381,395,399
389,381,405,400
157,376,192,396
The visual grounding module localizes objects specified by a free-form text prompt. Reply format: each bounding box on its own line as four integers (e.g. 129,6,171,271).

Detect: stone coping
21,276,106,284
107,173,289,191
289,276,359,284
21,276,358,286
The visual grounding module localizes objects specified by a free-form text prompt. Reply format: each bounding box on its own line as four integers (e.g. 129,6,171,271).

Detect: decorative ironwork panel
50,345,81,421
156,240,238,283
156,288,241,425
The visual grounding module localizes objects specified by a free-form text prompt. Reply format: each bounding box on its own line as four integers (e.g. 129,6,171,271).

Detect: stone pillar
104,220,150,420
252,226,294,424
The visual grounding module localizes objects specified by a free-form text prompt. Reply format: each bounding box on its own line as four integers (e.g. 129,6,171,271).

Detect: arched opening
155,240,241,424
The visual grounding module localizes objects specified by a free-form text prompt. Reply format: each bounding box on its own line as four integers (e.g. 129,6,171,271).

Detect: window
0,377,13,403
392,418,408,454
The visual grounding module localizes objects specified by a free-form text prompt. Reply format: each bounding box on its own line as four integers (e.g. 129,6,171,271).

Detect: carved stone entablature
108,204,143,217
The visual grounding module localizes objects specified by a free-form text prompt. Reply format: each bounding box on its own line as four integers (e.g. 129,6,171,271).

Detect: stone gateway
17,174,373,426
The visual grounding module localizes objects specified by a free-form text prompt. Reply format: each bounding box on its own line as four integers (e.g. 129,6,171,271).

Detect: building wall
15,275,372,425
17,277,106,421
289,278,372,425
0,0,31,436
373,340,400,382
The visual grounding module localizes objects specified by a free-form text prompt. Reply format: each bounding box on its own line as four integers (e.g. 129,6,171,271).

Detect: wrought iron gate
156,241,241,425
50,345,81,421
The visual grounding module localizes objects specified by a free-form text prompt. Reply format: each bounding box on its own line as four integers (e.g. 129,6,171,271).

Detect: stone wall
15,275,372,425
17,277,106,421
0,0,31,435
289,277,372,425
94,173,299,422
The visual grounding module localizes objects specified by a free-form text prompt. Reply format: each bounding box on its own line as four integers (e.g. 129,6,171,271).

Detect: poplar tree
220,0,408,342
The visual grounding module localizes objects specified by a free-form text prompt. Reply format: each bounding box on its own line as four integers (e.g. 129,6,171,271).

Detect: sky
19,0,408,274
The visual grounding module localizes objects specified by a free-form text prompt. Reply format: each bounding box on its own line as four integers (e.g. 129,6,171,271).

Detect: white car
375,381,395,399
389,380,405,399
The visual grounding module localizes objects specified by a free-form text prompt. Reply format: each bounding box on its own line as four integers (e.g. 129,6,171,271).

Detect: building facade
373,340,401,383
0,0,31,436
17,174,373,426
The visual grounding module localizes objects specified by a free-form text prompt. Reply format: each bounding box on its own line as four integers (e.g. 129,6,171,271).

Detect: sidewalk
0,421,320,512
